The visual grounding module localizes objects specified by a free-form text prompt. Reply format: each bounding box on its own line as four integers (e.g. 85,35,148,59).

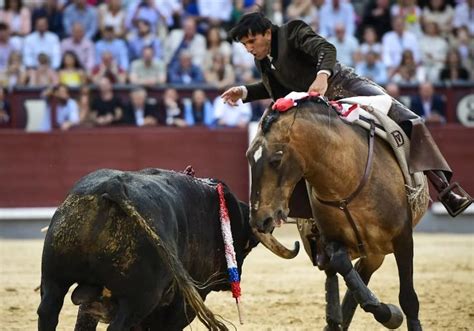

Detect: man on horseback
221,12,472,217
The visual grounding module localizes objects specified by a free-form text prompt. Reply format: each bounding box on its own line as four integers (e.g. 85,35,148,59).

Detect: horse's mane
261,97,338,135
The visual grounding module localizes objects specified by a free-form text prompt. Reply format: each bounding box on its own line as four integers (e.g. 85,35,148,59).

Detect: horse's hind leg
325,242,403,329
393,230,422,331
340,254,385,330
37,279,71,331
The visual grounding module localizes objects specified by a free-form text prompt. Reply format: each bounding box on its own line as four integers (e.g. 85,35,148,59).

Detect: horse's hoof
323,324,342,331
382,304,404,329
407,319,422,331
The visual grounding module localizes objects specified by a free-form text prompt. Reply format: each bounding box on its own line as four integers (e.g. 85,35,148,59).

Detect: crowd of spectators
0,0,472,130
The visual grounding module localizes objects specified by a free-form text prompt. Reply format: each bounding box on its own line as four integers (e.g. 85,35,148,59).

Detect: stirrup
438,182,473,217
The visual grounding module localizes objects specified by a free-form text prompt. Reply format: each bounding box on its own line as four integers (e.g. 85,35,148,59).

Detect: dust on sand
1,226,473,331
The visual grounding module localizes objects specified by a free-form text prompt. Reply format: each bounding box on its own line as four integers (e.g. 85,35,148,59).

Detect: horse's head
246,106,309,258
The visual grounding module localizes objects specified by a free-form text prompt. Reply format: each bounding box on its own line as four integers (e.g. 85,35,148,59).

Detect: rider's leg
326,65,472,217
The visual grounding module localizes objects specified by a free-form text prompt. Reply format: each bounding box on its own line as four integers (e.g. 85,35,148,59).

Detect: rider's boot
426,170,473,217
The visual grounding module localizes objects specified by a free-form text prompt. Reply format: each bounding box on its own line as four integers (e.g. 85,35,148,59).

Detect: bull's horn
252,228,299,259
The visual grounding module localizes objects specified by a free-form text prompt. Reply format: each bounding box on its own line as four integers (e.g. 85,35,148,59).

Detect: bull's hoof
382,304,404,329
407,319,423,331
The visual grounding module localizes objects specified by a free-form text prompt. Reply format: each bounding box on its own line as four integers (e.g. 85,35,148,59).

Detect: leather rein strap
316,121,376,258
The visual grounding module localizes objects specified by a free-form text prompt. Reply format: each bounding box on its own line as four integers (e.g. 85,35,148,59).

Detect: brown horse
247,96,429,331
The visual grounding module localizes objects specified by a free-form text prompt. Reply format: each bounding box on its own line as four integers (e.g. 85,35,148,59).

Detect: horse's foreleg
393,231,422,331
325,242,403,329
324,270,342,331
340,255,385,330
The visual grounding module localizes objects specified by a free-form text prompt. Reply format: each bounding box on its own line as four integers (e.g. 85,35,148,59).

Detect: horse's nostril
262,217,273,232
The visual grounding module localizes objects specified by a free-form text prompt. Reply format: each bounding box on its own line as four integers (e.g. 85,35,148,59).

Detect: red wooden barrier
0,127,249,207
0,125,472,208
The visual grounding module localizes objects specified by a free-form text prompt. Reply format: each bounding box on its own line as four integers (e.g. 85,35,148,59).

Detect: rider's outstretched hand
221,87,244,106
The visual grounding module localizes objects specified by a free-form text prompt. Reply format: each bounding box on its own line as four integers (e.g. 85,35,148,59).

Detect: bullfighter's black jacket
244,20,337,102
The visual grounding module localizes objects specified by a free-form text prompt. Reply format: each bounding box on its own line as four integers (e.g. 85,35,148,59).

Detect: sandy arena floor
1,226,473,331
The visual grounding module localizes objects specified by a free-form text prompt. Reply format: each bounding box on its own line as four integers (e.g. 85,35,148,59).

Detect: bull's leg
324,270,342,331
393,230,422,331
325,242,403,329
341,254,385,330
141,293,199,331
74,304,99,331
107,294,157,331
37,279,70,331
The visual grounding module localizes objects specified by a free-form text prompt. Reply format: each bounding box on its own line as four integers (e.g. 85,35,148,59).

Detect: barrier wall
0,125,472,208
0,127,249,207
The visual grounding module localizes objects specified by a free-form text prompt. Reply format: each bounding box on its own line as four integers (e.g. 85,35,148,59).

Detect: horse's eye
269,159,281,168
269,153,283,168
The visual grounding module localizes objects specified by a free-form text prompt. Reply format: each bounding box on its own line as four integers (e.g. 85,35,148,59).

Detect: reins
315,120,376,258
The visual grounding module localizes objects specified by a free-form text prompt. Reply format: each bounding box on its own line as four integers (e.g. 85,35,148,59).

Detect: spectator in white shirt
327,23,359,67
319,0,356,38
41,83,80,131
359,26,383,59
0,22,22,71
452,0,474,35
419,20,448,82
164,16,206,69
382,16,420,77
23,15,61,69
196,0,233,26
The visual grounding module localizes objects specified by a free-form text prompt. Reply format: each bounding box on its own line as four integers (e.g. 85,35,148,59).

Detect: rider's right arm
244,82,271,103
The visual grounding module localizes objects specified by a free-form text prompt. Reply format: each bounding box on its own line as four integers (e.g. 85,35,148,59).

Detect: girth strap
316,121,376,258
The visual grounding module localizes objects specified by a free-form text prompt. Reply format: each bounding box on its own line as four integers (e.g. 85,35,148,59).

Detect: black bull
38,168,258,331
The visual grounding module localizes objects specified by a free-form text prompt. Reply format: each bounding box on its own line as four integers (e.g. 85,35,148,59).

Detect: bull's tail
102,177,228,331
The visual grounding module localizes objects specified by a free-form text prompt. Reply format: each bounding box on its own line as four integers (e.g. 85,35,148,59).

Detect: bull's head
246,113,306,259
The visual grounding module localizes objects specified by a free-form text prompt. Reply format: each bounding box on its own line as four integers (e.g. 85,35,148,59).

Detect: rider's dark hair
229,11,272,42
